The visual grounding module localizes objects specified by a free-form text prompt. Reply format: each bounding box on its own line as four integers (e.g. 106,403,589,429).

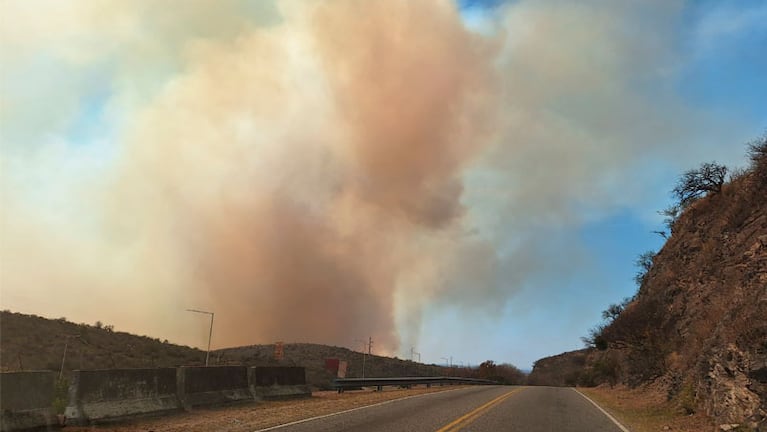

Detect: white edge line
573,388,631,432
253,386,472,432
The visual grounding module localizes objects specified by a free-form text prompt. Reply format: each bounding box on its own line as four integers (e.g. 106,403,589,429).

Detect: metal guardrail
332,376,496,393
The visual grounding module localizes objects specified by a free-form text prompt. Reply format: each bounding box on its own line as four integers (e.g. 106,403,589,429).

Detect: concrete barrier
2,366,309,428
177,366,251,408
64,368,180,425
250,367,311,400
0,371,56,431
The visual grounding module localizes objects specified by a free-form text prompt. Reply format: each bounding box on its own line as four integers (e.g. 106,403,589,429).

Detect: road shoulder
578,385,716,432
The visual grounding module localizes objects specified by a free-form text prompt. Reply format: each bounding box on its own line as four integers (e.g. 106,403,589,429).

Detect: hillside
215,343,459,388
529,138,767,428
0,311,517,388
0,311,206,371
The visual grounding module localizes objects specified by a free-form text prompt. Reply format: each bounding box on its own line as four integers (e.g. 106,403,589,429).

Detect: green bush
52,378,69,414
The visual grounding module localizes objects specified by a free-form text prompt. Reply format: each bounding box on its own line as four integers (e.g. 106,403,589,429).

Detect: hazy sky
1,0,765,369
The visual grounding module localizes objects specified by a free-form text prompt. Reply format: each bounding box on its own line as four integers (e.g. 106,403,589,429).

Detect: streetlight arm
186,309,213,315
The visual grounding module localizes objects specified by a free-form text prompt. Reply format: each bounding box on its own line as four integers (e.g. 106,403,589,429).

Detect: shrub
747,132,767,185
578,369,598,387
746,132,767,166
675,380,696,415
634,251,655,287
52,378,69,414
581,324,608,350
658,204,681,236
593,353,620,387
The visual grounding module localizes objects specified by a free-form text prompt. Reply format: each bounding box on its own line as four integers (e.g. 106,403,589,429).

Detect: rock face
527,349,591,387
531,154,767,430
702,344,764,428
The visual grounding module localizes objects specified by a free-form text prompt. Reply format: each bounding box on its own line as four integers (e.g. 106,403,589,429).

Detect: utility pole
59,341,69,380
441,357,450,376
59,334,82,380
409,347,421,363
186,309,214,366
362,336,372,380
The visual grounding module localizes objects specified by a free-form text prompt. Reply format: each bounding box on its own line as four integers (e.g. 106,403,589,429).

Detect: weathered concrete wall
177,366,251,408
0,371,55,431
3,366,309,428
250,367,311,400
65,368,180,424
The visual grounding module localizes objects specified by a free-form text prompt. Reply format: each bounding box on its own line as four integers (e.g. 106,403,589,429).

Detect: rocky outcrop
527,349,591,387
701,344,765,430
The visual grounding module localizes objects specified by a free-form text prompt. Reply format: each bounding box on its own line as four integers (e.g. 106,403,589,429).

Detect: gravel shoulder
578,385,716,432
63,386,469,432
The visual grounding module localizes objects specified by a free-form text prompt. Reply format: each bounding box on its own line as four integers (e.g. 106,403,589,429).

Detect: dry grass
579,384,716,432
62,385,466,432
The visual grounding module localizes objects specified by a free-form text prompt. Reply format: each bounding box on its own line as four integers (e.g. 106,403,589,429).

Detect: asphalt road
257,385,627,432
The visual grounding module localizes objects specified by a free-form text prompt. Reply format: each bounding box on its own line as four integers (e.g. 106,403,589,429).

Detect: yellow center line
435,387,524,432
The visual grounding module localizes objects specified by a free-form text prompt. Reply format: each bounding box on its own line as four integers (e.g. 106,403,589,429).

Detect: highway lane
256,385,627,432
458,386,627,432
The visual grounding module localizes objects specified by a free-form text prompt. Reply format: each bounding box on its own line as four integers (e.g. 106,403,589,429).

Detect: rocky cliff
530,138,767,430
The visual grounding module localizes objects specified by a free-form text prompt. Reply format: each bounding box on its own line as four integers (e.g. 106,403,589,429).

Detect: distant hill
0,310,500,388
529,137,767,427
215,343,456,388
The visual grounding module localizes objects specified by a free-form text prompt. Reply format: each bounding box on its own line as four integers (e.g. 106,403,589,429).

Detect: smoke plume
0,0,753,355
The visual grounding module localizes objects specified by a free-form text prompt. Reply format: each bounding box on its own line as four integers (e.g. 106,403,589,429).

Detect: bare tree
634,251,655,287
747,133,767,184
747,132,767,165
581,324,608,350
602,297,632,324
672,161,728,206
659,204,681,235
601,303,625,323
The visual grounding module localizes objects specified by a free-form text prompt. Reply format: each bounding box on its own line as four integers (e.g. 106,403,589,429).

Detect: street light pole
59,342,69,380
59,334,83,380
186,309,214,366
363,337,372,380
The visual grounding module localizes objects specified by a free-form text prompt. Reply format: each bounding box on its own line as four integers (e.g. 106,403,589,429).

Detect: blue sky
1,0,765,370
